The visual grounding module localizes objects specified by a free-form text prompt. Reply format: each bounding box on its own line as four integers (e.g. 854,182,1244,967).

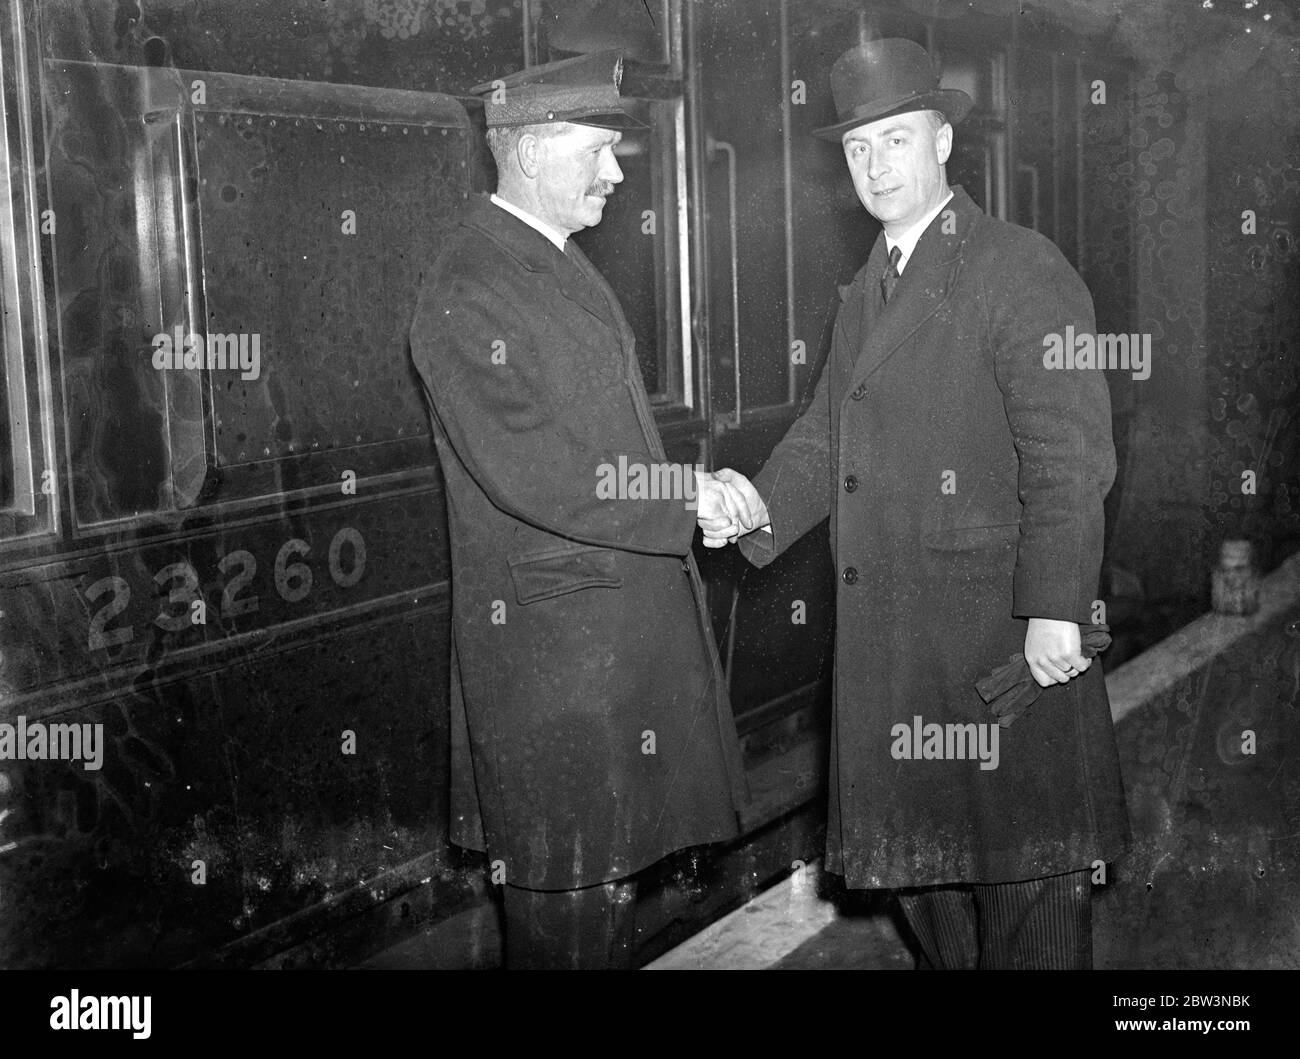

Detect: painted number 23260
84,526,367,652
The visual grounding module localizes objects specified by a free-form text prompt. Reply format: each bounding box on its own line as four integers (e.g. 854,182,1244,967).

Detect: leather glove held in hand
975,623,1112,728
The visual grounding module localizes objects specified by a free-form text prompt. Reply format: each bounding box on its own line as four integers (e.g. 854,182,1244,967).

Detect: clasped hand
1024,617,1092,688
694,469,770,548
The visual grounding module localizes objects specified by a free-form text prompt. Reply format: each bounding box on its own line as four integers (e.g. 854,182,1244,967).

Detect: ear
934,122,953,166
517,132,542,179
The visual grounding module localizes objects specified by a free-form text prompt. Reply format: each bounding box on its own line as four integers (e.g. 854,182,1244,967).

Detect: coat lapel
849,186,982,387
463,196,621,342
565,237,637,356
461,197,656,455
566,238,667,461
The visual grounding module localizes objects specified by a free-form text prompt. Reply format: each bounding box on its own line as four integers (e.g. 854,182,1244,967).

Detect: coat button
844,475,858,492
850,384,867,400
842,566,859,585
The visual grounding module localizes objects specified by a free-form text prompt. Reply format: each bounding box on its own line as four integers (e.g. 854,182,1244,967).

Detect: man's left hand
1024,617,1090,687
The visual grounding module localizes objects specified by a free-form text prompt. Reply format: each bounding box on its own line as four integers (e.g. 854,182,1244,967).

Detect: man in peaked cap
409,50,752,969
709,38,1131,968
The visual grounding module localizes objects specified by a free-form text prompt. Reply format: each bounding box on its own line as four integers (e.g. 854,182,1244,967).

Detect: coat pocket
922,521,1021,553
507,543,623,605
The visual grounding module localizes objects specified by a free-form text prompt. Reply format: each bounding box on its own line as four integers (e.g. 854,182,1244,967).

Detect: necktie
881,245,902,305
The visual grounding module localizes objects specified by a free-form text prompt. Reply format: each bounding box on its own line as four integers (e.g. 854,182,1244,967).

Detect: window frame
0,0,56,548
524,0,700,418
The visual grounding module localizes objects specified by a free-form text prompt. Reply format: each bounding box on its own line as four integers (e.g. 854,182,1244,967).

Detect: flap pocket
507,543,623,605
923,522,1020,553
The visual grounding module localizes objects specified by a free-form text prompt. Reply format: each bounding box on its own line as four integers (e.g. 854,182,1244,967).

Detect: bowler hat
469,49,646,131
813,39,972,141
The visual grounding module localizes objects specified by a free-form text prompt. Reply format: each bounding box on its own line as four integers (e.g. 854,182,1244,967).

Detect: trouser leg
895,884,979,970
973,869,1092,969
896,869,1092,970
501,877,639,970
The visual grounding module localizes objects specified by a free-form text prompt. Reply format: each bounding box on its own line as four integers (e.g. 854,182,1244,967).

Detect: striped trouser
895,869,1093,970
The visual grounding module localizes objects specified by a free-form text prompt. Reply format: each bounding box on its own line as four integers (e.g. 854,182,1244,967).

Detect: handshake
694,469,770,548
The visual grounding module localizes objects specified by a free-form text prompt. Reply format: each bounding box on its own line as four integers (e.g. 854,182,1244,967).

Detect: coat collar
848,184,983,387
460,194,624,341
462,193,559,272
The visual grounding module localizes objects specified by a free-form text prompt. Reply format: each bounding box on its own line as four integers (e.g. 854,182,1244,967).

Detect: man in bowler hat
409,51,751,969
706,39,1130,968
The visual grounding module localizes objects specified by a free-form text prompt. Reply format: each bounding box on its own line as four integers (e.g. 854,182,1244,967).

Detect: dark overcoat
410,195,747,891
741,186,1131,888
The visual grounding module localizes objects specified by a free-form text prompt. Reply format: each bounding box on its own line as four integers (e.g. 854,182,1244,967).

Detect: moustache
587,184,614,197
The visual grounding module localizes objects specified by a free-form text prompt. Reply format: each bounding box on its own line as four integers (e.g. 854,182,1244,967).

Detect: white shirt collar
490,193,568,252
884,188,954,274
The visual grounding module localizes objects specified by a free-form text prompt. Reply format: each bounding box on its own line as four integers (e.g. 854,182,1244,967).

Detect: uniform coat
741,186,1130,889
410,196,747,891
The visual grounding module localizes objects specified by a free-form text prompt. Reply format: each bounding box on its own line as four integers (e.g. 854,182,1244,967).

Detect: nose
599,146,624,185
866,152,887,181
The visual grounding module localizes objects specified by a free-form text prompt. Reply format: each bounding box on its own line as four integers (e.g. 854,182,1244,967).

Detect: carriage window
527,2,695,411
531,0,672,67
934,48,1009,222
0,0,53,541
570,97,687,407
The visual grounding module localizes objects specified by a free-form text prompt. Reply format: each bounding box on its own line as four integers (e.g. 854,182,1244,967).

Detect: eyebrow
846,124,910,143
